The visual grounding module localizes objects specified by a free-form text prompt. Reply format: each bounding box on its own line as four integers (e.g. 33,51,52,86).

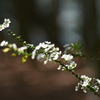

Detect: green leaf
70,41,83,52
16,36,21,39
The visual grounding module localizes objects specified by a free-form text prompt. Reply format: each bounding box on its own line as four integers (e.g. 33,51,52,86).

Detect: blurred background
0,0,100,100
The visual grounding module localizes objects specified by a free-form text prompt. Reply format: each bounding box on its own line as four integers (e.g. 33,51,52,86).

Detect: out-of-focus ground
0,49,99,100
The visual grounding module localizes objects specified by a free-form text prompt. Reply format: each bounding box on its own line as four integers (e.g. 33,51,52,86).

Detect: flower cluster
0,40,34,53
63,43,74,53
63,42,82,56
0,19,11,31
57,54,77,71
31,41,62,64
0,18,100,98
75,75,100,93
0,40,61,63
0,39,77,72
0,40,8,46
0,40,34,62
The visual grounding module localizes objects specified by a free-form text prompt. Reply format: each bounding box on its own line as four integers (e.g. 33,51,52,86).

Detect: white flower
76,52,82,56
4,19,11,25
92,85,99,93
0,24,5,31
81,75,92,82
61,54,73,61
0,18,11,31
68,61,77,69
63,44,70,48
63,43,74,50
35,42,47,50
75,75,93,93
4,18,11,24
83,89,87,93
18,46,27,52
12,43,17,49
3,23,10,28
8,43,17,49
31,50,36,59
44,60,48,65
75,83,80,92
45,41,51,44
49,47,59,52
50,52,57,60
76,81,89,93
62,67,66,71
3,18,11,28
43,57,52,65
28,44,34,47
0,40,8,46
37,53,45,61
53,54,58,60
96,79,100,84
35,44,42,50
57,65,66,71
44,44,55,52
50,51,61,60
63,44,72,53
57,65,62,70
82,81,89,87
75,86,79,91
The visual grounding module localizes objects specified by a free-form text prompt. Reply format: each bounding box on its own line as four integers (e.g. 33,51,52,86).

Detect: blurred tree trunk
15,0,34,43
82,0,100,77
15,0,60,45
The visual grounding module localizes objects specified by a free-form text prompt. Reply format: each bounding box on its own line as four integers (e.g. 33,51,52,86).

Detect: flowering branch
0,19,100,98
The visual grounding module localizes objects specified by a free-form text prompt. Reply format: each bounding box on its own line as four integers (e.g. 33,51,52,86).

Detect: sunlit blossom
0,24,5,31
96,79,100,84
37,53,45,61
31,50,36,59
0,40,8,46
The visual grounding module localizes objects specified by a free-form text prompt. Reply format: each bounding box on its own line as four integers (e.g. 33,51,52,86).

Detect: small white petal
0,40,8,46
31,50,36,59
61,54,73,61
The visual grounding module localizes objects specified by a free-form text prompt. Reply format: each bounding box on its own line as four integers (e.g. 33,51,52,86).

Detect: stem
7,30,35,50
55,59,100,98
